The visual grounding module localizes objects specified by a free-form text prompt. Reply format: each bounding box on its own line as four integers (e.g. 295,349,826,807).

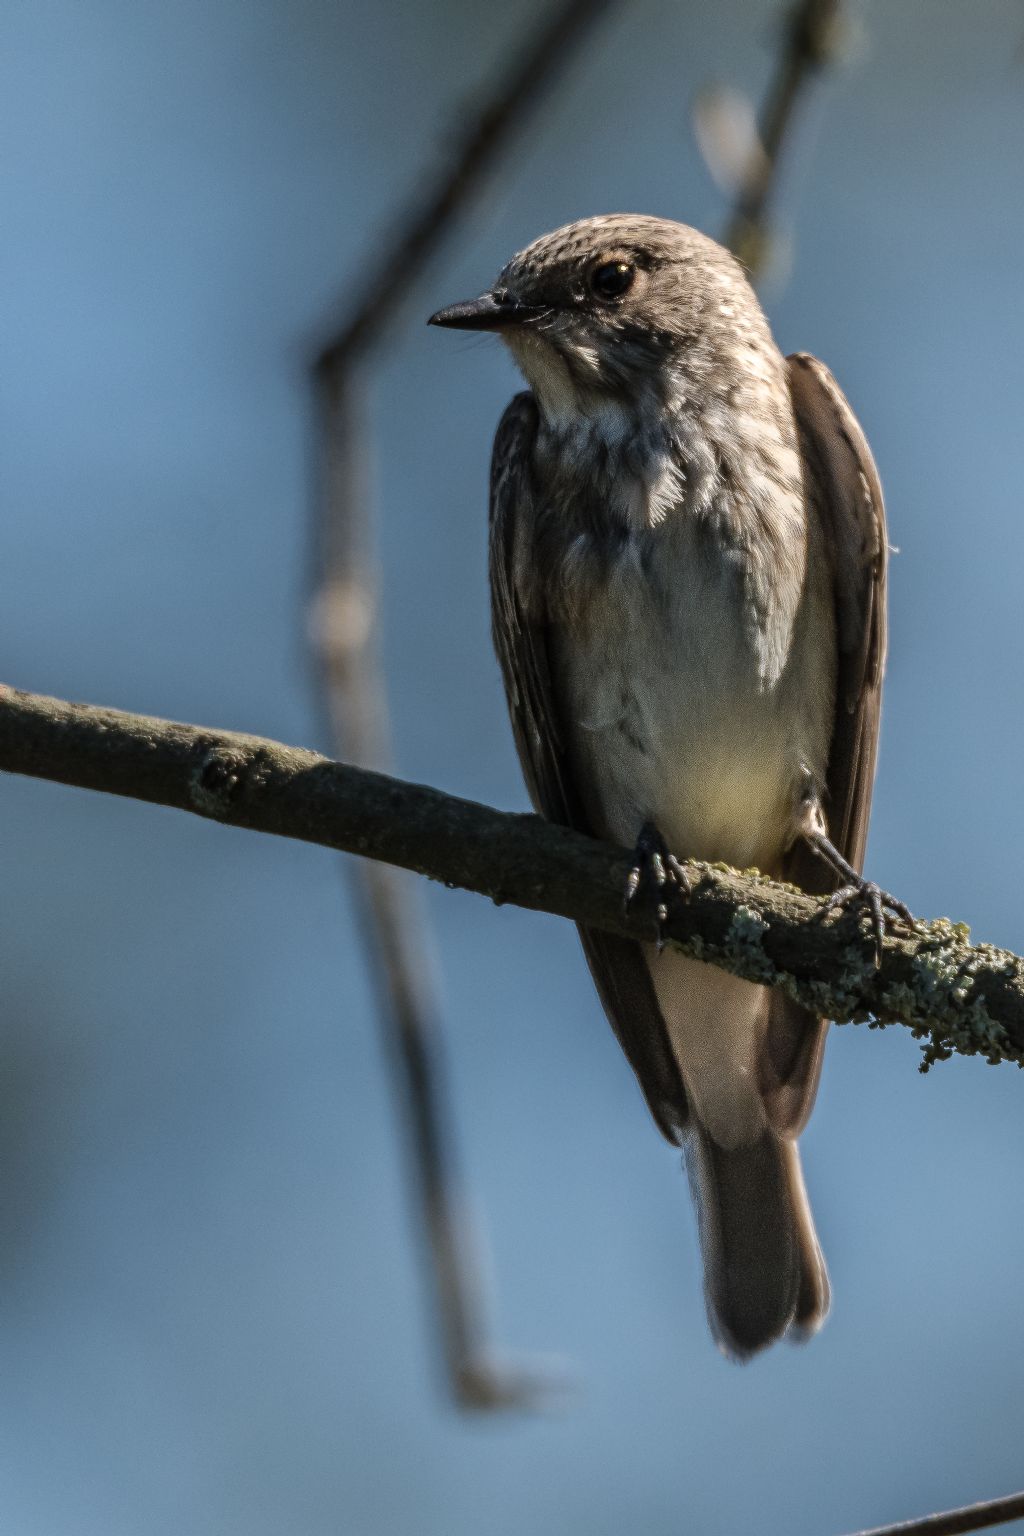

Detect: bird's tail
684,1121,829,1360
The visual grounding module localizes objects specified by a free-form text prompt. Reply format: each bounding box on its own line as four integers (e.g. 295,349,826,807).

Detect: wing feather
787,351,887,880
489,393,688,1143
764,354,889,1134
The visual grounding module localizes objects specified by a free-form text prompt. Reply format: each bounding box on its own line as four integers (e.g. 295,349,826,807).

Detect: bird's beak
427,292,545,331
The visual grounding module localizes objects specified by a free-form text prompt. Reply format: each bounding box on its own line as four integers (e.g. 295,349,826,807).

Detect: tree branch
2,683,1020,1074
841,1487,1024,1536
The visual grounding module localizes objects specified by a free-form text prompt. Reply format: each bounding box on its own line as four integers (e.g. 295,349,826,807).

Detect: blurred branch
313,376,526,1410
3,683,1023,1076
311,0,615,1410
717,0,846,276
842,1487,1024,1536
313,379,545,1413
315,0,615,371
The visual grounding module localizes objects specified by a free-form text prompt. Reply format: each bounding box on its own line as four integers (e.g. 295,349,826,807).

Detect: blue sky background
3,2,1024,1532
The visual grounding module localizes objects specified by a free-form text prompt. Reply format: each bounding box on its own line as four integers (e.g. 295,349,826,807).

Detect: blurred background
3,1,1024,1532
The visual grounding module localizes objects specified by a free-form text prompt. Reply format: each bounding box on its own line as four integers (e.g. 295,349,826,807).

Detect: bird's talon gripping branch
624,821,692,948
804,826,914,966
823,878,915,968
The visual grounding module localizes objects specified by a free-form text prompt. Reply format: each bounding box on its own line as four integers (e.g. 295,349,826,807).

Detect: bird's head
429,214,756,427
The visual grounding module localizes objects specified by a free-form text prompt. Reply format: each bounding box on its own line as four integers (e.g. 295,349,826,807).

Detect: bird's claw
624,821,692,950
823,878,915,968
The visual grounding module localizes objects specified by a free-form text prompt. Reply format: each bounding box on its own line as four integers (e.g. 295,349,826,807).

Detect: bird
429,214,909,1359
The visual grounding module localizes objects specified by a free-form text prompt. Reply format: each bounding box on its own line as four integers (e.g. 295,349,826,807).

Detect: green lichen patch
879,927,1019,1071
791,942,877,1022
722,904,778,984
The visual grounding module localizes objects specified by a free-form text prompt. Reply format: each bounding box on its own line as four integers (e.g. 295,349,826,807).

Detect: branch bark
2,683,1020,1074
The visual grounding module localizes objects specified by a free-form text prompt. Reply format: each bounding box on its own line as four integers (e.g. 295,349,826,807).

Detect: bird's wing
787,352,887,877
762,353,889,1133
489,392,689,1144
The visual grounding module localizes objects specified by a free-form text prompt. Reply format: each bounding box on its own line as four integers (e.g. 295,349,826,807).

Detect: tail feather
782,1137,831,1338
685,1121,829,1360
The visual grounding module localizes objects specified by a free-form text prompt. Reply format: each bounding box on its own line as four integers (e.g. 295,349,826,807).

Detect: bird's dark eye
589,260,635,301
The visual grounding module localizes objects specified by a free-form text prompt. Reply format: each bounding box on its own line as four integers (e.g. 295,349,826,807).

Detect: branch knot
190,744,256,817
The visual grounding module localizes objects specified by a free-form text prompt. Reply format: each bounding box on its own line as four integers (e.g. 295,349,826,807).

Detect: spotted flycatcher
430,215,909,1359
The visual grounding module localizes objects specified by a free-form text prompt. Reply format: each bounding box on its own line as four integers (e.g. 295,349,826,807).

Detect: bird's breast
551,513,833,873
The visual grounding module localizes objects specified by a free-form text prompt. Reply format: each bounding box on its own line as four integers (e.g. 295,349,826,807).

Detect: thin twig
2,684,1022,1074
723,0,845,275
311,0,615,1409
841,1488,1024,1536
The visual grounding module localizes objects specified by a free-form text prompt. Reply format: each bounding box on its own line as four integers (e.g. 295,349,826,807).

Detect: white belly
554,535,820,875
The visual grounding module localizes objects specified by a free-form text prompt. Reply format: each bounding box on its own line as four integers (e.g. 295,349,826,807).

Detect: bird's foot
804,828,915,967
822,878,915,968
624,821,692,950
